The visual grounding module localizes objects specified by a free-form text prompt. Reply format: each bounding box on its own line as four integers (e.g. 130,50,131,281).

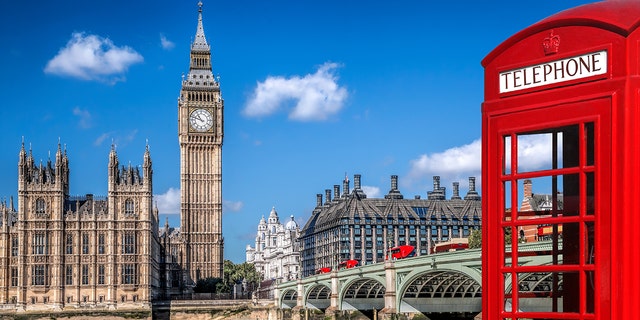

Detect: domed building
246,207,301,281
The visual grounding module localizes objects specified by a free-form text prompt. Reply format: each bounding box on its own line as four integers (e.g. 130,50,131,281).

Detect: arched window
66,234,73,254
125,199,134,216
123,233,136,254
35,198,45,215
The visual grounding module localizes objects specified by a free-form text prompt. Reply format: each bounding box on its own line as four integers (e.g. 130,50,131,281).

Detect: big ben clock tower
178,1,223,281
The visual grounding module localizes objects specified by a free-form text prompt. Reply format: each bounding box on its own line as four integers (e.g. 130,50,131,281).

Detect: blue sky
0,0,596,263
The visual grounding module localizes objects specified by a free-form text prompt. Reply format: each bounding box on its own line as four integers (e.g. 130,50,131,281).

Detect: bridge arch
305,283,331,310
280,288,297,309
504,259,566,313
398,267,482,313
339,276,386,311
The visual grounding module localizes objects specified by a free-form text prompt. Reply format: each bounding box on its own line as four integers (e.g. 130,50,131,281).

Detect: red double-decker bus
315,267,331,274
387,245,415,260
432,242,468,254
338,259,359,269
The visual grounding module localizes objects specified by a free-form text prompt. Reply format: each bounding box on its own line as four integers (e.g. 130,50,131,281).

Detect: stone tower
16,141,69,309
178,1,224,281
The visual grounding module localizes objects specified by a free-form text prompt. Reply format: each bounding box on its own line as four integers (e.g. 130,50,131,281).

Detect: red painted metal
482,2,640,319
431,242,469,254
338,259,359,269
386,245,416,260
315,267,331,274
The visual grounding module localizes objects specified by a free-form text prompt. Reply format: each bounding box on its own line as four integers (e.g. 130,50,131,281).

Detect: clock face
189,108,214,132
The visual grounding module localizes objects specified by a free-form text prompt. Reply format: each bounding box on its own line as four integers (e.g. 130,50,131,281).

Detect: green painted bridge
275,241,557,318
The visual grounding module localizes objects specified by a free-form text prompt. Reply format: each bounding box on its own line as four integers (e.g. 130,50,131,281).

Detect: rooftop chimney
354,174,362,189
385,175,404,199
353,174,367,199
343,175,350,197
451,182,462,200
523,179,533,198
333,185,340,200
464,177,481,200
316,194,323,207
325,189,332,205
428,176,446,200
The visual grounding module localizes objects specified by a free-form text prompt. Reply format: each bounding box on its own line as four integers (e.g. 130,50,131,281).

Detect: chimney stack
333,185,340,200
452,182,462,200
385,175,404,199
343,175,350,197
316,194,323,207
428,176,446,200
523,179,533,198
464,177,481,200
325,189,332,204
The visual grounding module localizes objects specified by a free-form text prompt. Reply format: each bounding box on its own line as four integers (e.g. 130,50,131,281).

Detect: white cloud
512,134,557,171
44,32,143,83
73,107,92,129
93,129,137,147
405,136,557,195
362,186,381,198
405,139,482,192
223,200,244,213
160,34,175,50
93,132,111,146
243,62,348,121
155,188,180,214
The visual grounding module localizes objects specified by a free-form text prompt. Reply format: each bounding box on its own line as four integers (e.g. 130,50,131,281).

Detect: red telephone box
482,2,640,319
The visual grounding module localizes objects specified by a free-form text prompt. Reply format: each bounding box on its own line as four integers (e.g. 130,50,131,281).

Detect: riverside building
245,207,301,281
299,174,482,277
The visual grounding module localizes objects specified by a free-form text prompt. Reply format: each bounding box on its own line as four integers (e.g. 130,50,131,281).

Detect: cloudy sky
0,0,595,262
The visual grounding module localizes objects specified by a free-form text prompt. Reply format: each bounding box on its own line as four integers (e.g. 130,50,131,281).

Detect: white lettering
499,50,607,93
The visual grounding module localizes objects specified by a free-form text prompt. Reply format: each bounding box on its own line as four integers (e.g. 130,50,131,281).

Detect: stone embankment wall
0,300,275,320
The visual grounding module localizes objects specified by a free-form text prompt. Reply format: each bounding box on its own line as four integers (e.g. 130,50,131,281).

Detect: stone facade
299,174,482,277
246,207,301,281
0,3,224,312
177,1,224,282
0,144,159,312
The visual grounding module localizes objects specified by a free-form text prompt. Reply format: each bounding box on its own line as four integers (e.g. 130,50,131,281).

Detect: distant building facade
518,179,564,242
246,207,301,281
299,174,482,277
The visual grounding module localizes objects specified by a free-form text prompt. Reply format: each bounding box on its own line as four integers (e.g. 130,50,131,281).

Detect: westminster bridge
274,241,557,319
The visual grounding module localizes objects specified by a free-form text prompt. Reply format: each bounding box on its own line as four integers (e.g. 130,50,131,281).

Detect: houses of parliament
0,3,223,312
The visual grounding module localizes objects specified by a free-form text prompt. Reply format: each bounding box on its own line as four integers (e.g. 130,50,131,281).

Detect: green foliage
468,229,482,249
504,227,513,245
216,281,230,293
221,260,262,292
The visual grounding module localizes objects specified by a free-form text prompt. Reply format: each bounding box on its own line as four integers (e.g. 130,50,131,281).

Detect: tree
221,260,262,293
468,229,482,249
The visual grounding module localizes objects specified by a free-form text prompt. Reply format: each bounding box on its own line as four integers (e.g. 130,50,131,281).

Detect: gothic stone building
0,2,224,311
300,174,482,277
0,144,160,311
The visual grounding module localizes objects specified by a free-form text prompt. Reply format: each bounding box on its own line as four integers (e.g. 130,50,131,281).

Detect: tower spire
192,1,210,51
